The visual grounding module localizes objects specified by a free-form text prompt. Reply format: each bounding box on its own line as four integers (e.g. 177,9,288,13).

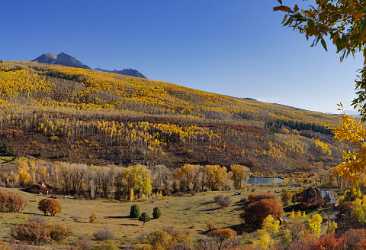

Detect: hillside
0,61,341,173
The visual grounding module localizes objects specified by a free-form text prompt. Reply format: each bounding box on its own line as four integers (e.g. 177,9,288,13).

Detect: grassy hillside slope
0,61,341,173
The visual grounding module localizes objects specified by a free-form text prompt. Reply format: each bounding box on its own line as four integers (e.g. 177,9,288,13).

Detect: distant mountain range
95,68,146,79
32,52,146,78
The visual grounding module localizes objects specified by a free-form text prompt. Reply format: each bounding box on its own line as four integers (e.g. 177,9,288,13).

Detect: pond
247,176,284,185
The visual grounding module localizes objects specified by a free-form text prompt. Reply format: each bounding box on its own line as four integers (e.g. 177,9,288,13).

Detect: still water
247,176,284,185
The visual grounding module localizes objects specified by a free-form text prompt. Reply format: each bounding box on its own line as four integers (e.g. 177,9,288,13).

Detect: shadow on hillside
23,212,42,216
119,223,139,227
101,200,121,204
105,215,130,219
229,223,248,234
200,223,246,236
199,207,221,212
200,201,214,206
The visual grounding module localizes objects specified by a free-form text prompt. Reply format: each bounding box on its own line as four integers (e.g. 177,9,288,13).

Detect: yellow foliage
0,62,341,127
175,164,200,191
308,213,323,237
352,196,366,224
334,115,366,144
203,165,229,191
0,68,50,98
256,229,273,250
334,115,366,187
262,215,280,234
231,164,250,189
327,221,338,234
314,139,332,156
122,165,152,201
17,159,32,185
289,210,296,219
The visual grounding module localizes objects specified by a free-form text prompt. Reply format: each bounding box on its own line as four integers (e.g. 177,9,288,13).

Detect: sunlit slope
0,61,338,126
0,61,341,172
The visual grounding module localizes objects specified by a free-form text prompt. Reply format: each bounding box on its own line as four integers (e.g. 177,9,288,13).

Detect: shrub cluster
142,227,192,250
49,224,71,242
206,228,239,250
93,228,114,241
214,195,231,208
11,217,71,245
130,205,162,222
0,189,27,213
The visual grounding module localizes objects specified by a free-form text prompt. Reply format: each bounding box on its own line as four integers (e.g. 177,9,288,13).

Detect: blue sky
0,0,362,113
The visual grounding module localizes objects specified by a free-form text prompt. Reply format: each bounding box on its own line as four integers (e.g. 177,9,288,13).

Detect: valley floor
0,187,277,249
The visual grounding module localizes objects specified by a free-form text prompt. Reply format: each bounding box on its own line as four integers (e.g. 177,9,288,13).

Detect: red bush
311,233,343,250
243,194,283,229
307,229,366,250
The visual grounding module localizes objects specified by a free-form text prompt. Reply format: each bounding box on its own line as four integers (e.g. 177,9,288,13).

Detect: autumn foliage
243,194,283,229
0,189,27,213
0,61,340,173
38,198,61,216
11,217,70,244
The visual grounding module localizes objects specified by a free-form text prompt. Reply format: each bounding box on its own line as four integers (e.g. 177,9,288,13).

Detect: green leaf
360,18,366,34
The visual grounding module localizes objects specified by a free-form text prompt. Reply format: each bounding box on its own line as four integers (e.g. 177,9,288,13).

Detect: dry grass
0,187,276,248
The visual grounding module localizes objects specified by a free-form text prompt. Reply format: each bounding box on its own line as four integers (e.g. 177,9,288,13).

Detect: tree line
265,119,332,135
0,158,251,201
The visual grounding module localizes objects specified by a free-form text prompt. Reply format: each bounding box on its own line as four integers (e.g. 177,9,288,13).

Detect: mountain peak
32,52,90,69
32,53,57,64
55,52,89,69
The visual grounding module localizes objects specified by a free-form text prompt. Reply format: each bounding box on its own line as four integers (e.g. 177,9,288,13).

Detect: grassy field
0,187,278,248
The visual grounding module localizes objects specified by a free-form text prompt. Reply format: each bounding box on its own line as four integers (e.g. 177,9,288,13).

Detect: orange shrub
38,198,61,216
209,228,237,240
243,194,283,229
0,189,27,213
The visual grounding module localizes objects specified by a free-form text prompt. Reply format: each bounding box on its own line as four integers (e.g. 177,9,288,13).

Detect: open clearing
0,187,277,248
